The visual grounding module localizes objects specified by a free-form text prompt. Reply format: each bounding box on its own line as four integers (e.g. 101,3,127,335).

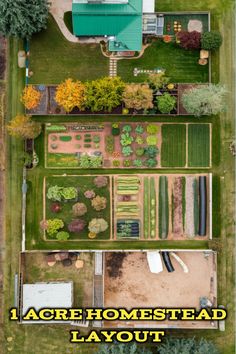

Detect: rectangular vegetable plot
161,124,186,167
188,124,210,167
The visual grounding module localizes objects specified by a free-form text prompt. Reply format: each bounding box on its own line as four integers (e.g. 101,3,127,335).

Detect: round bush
201,31,222,50
50,202,62,213
72,202,87,216
157,93,176,114
68,219,86,233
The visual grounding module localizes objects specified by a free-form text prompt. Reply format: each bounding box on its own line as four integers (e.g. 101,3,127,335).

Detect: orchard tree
158,337,219,354
55,78,86,112
122,84,153,111
21,85,41,110
7,115,42,139
177,31,201,50
0,0,50,39
181,84,227,116
85,76,125,112
201,31,223,50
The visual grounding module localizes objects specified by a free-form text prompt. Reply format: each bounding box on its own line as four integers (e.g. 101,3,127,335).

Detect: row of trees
177,31,222,50
95,338,219,354
7,83,226,140
22,77,177,114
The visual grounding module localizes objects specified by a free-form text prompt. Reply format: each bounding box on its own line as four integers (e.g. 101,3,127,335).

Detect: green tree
147,72,170,90
181,84,227,116
0,0,49,39
158,337,219,354
7,115,42,139
96,343,152,354
85,76,125,112
157,93,176,114
201,31,223,50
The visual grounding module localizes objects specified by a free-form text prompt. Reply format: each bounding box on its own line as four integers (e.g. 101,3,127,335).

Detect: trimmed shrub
56,231,70,241
91,196,107,211
88,218,108,234
68,219,86,233
201,31,222,50
72,202,87,216
94,176,108,188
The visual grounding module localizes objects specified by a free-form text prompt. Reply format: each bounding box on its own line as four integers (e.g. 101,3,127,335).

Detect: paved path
50,0,79,43
109,58,117,77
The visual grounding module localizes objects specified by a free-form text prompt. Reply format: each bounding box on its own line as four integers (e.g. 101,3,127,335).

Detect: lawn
118,41,209,83
161,124,186,167
29,16,109,84
45,175,111,241
188,123,210,167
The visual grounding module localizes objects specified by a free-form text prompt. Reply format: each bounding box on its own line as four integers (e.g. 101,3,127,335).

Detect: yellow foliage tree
21,85,41,110
7,115,42,139
55,78,86,112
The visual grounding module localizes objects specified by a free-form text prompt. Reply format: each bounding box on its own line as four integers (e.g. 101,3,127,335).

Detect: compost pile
106,253,127,279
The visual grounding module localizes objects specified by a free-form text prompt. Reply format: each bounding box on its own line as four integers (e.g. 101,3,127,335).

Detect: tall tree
122,84,153,111
177,31,201,50
7,115,42,139
55,78,86,113
85,76,125,113
181,84,227,116
0,0,49,39
158,337,219,354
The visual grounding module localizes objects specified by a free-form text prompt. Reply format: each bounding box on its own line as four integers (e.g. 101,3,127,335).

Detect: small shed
22,282,73,324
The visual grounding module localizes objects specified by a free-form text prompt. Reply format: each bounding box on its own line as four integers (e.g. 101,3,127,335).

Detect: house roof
72,0,143,51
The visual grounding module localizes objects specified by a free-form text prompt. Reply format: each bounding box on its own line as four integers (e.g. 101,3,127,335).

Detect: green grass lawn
188,123,210,167
118,41,209,83
161,124,186,167
29,16,109,84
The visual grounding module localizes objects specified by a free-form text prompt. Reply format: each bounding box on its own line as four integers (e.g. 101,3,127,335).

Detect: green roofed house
72,0,143,52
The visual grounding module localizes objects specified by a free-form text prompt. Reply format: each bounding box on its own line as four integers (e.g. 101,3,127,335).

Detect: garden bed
41,173,211,243
43,175,112,241
45,122,211,169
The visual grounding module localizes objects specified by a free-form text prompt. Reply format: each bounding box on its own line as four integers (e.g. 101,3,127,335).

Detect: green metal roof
72,0,142,51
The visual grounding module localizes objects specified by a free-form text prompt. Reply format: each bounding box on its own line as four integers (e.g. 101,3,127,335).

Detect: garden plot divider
45,122,212,169
42,173,212,243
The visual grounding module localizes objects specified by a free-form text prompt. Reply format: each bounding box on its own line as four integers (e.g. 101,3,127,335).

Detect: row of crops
114,176,142,239
143,175,208,239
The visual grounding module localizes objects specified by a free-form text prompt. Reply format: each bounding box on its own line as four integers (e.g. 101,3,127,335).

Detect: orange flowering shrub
21,85,42,110
55,78,86,112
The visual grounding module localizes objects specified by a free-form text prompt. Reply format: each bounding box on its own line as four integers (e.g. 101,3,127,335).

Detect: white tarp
146,251,163,274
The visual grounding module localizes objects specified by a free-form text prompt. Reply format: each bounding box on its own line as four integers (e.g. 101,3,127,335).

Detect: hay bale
75,259,84,269
200,50,209,59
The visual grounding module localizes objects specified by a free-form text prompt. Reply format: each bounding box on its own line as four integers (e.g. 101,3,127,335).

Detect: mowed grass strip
161,124,186,167
29,16,109,84
188,124,210,167
118,41,209,83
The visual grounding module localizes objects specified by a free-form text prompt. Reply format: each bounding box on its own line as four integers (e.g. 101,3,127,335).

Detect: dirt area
188,19,203,33
22,252,94,307
104,251,217,328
